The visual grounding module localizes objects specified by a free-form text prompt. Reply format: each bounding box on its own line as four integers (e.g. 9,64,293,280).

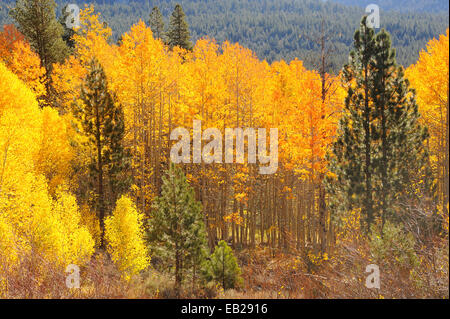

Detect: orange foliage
0,25,46,103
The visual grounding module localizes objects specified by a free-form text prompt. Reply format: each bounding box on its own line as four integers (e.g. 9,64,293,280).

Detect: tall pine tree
328,16,429,232
10,0,68,80
149,6,165,42
75,58,131,248
150,163,208,295
371,29,431,226
167,4,192,51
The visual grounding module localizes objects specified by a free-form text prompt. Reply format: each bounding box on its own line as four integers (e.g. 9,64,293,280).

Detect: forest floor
2,242,448,299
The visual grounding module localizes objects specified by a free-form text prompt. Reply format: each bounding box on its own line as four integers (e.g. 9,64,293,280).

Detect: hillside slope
331,0,449,13
1,0,448,71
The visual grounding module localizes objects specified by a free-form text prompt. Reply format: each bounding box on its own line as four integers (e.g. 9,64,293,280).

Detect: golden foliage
105,195,150,281
34,108,74,194
0,25,46,103
0,62,94,272
80,204,102,249
407,29,449,207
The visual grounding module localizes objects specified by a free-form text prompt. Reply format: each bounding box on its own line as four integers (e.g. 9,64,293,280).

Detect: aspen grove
0,2,448,299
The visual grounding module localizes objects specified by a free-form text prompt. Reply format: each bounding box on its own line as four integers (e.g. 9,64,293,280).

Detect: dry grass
1,238,448,299
224,237,449,299
1,251,71,298
0,250,148,299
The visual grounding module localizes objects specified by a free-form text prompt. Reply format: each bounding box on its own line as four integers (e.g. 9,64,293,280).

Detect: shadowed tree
167,4,192,51
328,16,430,232
75,58,131,248
10,0,68,88
150,164,208,296
149,6,165,42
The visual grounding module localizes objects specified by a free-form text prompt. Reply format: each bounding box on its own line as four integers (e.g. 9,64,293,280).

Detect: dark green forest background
1,0,448,71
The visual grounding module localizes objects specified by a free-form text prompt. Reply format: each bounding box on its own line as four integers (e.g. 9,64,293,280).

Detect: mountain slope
331,0,449,13
1,0,448,71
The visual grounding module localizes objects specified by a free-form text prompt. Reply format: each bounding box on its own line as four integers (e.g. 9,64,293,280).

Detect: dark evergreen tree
328,16,378,230
370,29,431,226
149,6,165,41
150,163,208,295
75,58,131,248
327,16,430,232
203,240,243,289
166,4,192,51
10,0,68,76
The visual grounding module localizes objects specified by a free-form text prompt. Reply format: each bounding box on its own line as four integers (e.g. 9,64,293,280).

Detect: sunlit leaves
105,195,150,281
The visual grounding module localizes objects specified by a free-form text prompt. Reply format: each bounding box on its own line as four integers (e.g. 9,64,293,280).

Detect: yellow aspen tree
407,29,449,214
34,107,74,194
0,61,94,269
105,195,150,281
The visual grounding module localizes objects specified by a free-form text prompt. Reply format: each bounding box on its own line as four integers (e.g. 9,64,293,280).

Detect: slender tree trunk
363,66,373,232
380,76,388,229
175,244,182,297
444,80,449,215
318,181,327,253
95,104,105,248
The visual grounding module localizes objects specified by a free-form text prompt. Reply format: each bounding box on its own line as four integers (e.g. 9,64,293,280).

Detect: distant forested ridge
1,0,448,71
331,0,449,13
